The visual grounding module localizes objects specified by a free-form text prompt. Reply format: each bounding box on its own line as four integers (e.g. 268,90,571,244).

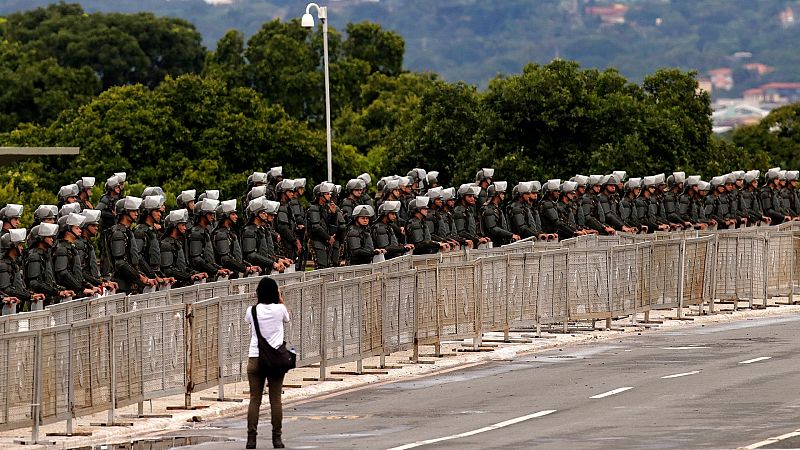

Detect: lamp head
301,13,315,28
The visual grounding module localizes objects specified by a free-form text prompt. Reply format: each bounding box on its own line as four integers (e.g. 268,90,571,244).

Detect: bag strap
251,304,265,341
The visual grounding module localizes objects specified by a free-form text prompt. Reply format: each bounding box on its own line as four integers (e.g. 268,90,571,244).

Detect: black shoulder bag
251,305,296,377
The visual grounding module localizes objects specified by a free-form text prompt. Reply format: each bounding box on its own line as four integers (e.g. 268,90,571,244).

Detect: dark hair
256,277,280,304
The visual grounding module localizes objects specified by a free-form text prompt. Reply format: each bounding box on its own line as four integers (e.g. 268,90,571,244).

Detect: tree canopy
0,2,785,217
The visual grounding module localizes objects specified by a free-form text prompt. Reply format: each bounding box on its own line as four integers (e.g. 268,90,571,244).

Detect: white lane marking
739,356,772,365
660,346,710,350
386,410,557,450
661,370,700,379
744,430,800,449
590,387,633,399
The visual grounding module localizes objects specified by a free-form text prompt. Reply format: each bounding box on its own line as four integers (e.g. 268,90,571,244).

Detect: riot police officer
108,197,156,293
188,198,230,281
481,181,519,245
346,205,382,265
275,179,302,261
76,177,95,210
97,176,123,230
54,213,97,298
134,195,169,287
341,179,366,221
0,229,39,313
242,198,289,274
453,184,489,248
406,197,446,254
25,223,72,308
0,204,23,235
475,168,494,209
212,200,260,279
372,201,413,258
306,182,337,269
161,209,207,287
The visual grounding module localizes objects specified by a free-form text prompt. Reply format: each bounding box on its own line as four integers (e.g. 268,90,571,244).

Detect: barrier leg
15,333,55,445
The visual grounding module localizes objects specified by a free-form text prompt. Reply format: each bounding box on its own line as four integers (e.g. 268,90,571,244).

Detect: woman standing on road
245,277,290,448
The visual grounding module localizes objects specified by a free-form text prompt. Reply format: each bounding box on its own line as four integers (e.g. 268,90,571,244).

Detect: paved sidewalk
2,300,799,449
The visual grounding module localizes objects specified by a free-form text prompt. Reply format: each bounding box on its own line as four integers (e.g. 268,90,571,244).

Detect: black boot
246,433,257,449
272,432,285,449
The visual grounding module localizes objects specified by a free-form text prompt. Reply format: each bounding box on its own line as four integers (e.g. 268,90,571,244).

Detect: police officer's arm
213,230,249,274
97,198,115,229
703,196,721,223
160,240,194,284
760,190,784,222
53,246,84,292
0,263,31,303
307,207,331,241
25,254,61,297
188,230,222,274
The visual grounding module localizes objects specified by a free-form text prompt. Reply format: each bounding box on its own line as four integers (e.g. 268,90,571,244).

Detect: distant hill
3,0,799,96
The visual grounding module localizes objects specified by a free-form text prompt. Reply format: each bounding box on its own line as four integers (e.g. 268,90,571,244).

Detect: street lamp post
301,3,333,183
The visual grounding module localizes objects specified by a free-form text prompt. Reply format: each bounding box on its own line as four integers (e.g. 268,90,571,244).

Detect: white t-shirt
245,303,290,357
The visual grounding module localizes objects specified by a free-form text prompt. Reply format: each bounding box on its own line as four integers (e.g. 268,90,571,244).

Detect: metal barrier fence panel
436,262,478,341
649,240,682,309
198,280,231,302
536,249,569,325
794,236,800,295
217,294,249,384
713,234,738,301
282,280,324,367
0,310,53,334
323,278,363,365
190,298,220,392
412,254,442,268
596,235,621,247
126,290,170,311
477,256,509,333
506,253,535,328
682,236,714,307
71,318,113,418
736,235,768,305
415,266,439,345
49,298,90,326
359,274,384,358
112,310,143,408
371,254,413,274
567,248,611,321
39,325,72,425
0,331,38,431
560,234,597,249
89,293,128,318
381,270,416,354
609,243,650,315
168,284,200,305
763,231,794,297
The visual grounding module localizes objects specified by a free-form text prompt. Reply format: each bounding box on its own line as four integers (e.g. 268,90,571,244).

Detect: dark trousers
247,357,285,436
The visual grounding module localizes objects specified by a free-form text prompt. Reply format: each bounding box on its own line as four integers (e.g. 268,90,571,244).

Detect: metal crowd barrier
5,225,800,442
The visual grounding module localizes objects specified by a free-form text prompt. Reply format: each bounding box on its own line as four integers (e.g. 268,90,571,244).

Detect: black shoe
246,433,257,449
272,436,285,448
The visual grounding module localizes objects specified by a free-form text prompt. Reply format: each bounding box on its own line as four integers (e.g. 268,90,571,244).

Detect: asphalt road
170,314,800,450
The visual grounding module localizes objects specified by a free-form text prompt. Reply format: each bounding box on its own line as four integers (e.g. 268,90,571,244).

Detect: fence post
185,303,194,409
709,234,718,314
319,284,327,381
606,248,614,329
676,238,686,319
15,331,55,445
